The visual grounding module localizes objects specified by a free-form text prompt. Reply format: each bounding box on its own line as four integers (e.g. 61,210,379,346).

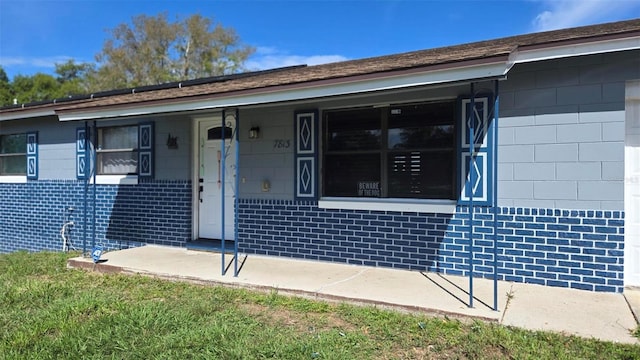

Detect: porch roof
1,18,639,121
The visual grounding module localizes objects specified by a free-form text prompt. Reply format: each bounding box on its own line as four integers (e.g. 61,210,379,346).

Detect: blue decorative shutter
26,131,38,180
76,127,90,179
138,122,154,179
294,110,318,201
458,96,494,206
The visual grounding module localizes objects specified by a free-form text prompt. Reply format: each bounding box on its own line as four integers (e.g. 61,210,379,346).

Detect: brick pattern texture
0,182,624,293
0,180,191,253
238,199,625,293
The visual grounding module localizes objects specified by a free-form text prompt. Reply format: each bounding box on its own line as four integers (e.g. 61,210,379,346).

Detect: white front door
625,80,640,287
198,119,236,240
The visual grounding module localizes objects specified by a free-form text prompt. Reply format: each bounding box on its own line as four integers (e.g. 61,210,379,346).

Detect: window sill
92,175,139,185
318,197,457,214
0,176,27,183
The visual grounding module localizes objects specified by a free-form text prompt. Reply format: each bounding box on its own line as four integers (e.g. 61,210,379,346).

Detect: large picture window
97,126,138,175
0,133,26,175
323,101,456,199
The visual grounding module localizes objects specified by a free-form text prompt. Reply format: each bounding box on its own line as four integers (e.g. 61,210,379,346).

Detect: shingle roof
2,18,639,115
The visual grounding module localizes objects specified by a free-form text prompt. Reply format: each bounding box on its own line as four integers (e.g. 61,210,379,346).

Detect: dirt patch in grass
239,302,358,334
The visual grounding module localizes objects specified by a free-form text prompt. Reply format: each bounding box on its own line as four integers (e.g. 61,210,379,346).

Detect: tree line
0,13,254,107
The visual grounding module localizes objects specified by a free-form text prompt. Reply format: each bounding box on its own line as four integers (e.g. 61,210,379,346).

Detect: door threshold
186,238,236,253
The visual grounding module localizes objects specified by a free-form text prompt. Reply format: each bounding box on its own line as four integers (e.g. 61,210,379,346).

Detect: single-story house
1,19,639,293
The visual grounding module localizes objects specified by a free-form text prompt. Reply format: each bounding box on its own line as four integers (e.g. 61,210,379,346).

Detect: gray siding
239,107,295,200
497,50,639,210
0,115,191,181
154,115,191,180
0,116,78,179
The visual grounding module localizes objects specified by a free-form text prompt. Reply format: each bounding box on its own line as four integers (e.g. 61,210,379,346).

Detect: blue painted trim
26,131,38,180
457,94,494,206
138,122,154,179
76,127,90,179
294,110,319,201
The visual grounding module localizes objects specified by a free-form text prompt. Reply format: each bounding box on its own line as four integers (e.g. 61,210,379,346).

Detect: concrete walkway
67,245,640,345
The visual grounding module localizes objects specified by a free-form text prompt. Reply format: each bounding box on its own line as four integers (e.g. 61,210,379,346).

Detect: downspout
468,83,475,308
234,109,240,277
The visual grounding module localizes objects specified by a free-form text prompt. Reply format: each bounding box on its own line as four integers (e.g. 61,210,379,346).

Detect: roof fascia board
0,109,56,122
57,61,510,121
511,35,640,64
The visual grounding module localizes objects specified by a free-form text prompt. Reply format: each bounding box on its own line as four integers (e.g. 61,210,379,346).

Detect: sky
0,0,639,79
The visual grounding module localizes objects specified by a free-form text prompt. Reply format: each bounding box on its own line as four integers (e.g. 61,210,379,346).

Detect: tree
93,13,254,90
55,60,94,84
0,67,12,106
55,60,95,95
0,62,94,106
11,73,63,104
176,14,253,79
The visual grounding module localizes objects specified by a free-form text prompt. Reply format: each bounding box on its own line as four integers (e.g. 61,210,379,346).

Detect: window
323,101,456,200
97,126,138,175
0,133,26,175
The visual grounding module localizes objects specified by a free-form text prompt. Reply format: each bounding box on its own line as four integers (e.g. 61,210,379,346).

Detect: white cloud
531,0,640,31
246,47,348,71
0,55,73,69
254,46,281,56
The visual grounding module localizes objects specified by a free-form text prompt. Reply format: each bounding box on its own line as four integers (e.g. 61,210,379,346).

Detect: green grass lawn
1,251,639,359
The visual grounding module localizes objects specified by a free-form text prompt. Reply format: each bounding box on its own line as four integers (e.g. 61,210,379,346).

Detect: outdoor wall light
249,126,260,139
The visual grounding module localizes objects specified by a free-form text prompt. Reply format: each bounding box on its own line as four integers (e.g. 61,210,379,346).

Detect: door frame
191,113,226,240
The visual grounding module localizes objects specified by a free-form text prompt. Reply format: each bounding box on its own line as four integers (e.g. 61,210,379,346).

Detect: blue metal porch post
82,120,89,256
493,79,500,311
92,121,97,249
234,109,240,277
468,83,475,308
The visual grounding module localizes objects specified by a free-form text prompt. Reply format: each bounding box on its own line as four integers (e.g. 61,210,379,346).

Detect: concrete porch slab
67,245,640,345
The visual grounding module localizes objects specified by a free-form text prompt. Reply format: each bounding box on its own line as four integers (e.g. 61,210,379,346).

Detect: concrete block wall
0,180,192,254
239,200,625,292
498,50,639,210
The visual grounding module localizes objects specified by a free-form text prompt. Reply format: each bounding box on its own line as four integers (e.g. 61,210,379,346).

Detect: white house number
273,139,291,149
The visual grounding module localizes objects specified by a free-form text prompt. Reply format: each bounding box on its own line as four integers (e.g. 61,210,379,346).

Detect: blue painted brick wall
238,200,625,293
0,180,192,254
2,182,625,293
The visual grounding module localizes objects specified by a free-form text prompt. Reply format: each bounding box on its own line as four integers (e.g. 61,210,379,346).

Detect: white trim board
319,198,457,214
0,176,27,183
